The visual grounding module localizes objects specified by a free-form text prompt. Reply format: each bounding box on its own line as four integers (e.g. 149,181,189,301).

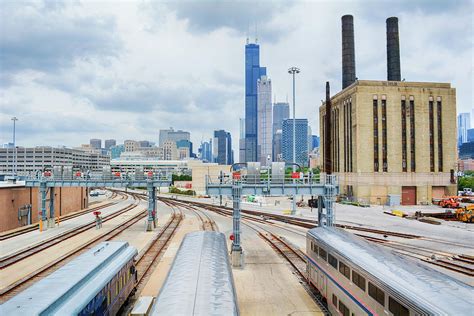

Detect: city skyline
1,1,472,158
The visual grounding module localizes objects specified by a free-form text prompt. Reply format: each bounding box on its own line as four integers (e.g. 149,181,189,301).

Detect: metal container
53,166,63,179
63,166,73,180
246,162,261,184
271,162,285,184
134,166,144,180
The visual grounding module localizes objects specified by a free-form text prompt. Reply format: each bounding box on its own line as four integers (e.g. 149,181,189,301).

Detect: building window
328,253,338,269
352,270,366,291
368,282,385,306
339,300,350,316
409,97,416,172
381,97,388,172
373,97,379,172
339,261,350,279
429,99,435,172
389,297,409,316
437,98,443,172
401,99,407,172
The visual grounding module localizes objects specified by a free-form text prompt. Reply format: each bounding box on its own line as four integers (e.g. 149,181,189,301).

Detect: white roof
150,231,238,315
308,227,473,315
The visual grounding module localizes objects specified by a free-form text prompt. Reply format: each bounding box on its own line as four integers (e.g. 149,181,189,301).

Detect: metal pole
288,67,300,214
12,117,18,177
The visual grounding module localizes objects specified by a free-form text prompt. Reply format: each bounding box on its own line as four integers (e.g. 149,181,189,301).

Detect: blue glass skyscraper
282,119,309,166
245,42,266,162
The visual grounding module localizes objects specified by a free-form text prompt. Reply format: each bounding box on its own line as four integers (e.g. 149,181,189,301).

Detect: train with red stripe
306,227,471,316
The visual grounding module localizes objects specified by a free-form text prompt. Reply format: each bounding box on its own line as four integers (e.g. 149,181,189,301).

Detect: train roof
150,231,239,316
308,227,473,315
1,241,137,315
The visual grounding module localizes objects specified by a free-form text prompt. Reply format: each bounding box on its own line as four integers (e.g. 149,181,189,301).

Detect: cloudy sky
1,0,472,156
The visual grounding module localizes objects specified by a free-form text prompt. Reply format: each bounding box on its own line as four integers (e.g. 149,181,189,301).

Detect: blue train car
150,231,239,315
1,241,138,316
306,227,472,316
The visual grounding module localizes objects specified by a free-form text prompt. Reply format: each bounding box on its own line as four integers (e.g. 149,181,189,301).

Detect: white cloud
0,0,472,155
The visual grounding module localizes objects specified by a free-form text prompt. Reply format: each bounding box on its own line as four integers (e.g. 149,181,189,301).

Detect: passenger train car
1,241,138,316
150,231,239,316
306,227,472,316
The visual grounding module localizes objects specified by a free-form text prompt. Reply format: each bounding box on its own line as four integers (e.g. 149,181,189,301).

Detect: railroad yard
0,190,473,315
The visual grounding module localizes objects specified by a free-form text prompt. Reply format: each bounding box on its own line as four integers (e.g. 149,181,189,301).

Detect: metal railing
207,173,324,186
26,171,171,182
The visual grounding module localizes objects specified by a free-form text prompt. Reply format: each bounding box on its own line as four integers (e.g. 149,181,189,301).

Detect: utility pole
288,67,300,214
11,117,18,178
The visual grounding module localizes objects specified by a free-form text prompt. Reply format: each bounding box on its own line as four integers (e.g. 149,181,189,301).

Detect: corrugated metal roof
308,227,473,314
150,231,238,316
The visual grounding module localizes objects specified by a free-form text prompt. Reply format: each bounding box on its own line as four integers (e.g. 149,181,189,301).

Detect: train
306,226,472,316
149,231,239,315
1,242,138,315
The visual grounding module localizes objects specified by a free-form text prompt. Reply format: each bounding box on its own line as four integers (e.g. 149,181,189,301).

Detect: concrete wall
0,186,88,232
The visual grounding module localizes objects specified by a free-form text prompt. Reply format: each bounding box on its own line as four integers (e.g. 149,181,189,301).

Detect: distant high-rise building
272,130,282,161
311,135,320,150
139,140,151,148
458,113,471,146
257,76,272,165
467,128,474,142
272,102,290,135
124,140,139,152
282,119,309,166
159,127,190,147
245,41,266,162
110,144,124,159
163,140,178,160
213,130,233,165
90,138,101,149
104,139,116,150
239,118,245,163
199,141,212,162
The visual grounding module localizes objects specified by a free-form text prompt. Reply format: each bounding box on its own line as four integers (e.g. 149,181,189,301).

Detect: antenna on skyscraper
255,22,258,43
246,21,250,44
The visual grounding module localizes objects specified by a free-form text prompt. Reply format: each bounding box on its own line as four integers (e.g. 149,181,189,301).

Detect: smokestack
341,15,356,89
386,17,401,81
325,82,332,175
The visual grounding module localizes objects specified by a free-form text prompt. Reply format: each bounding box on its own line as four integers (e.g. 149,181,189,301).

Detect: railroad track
0,197,142,269
0,201,120,241
161,198,474,278
0,206,149,302
134,205,183,295
169,201,218,231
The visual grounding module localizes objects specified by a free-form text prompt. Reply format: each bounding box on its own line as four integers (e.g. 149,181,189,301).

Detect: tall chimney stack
325,82,332,175
386,17,401,81
341,15,356,89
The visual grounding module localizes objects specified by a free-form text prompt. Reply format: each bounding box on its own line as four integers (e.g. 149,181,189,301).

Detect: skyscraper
213,130,233,165
245,42,266,162
159,127,190,147
239,118,245,163
458,113,471,146
104,139,116,150
282,119,309,166
90,139,102,149
257,76,272,165
272,102,290,135
199,141,212,162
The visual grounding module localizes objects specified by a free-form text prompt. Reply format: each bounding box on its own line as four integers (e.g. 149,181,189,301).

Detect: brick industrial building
319,16,457,205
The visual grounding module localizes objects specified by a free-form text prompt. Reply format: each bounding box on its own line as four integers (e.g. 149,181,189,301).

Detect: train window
339,261,350,279
107,290,111,305
332,294,338,307
352,270,366,291
389,297,409,316
328,253,338,269
116,282,119,296
368,282,385,306
338,300,350,316
318,247,327,261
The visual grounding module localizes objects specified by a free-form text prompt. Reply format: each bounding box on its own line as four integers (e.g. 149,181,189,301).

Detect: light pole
11,117,18,178
288,67,300,214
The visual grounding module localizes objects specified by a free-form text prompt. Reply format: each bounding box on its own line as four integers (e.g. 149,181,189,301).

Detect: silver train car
306,227,473,316
1,241,138,316
150,231,239,316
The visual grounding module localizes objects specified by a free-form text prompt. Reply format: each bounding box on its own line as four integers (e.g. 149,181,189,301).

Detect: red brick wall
0,186,88,232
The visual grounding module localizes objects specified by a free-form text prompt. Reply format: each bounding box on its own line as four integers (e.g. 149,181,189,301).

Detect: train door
318,273,327,297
